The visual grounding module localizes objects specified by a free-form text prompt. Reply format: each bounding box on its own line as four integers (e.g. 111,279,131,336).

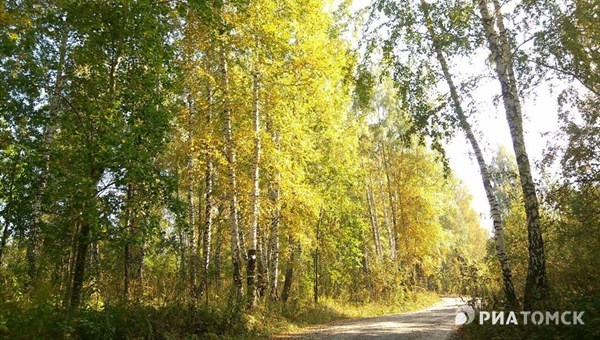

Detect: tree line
0,0,598,337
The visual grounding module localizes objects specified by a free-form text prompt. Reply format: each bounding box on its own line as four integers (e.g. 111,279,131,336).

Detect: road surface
274,297,465,339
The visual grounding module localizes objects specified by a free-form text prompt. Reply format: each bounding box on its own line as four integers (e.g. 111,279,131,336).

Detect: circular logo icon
455,305,476,325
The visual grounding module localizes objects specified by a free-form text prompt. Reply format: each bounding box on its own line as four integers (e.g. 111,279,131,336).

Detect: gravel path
274,297,465,339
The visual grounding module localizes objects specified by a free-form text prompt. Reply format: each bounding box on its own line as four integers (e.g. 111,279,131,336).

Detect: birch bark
420,0,517,305
247,69,260,307
221,48,243,297
476,0,549,307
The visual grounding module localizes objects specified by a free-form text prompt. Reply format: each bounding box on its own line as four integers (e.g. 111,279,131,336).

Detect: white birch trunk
28,24,69,283
476,0,548,307
420,0,517,305
186,94,197,296
221,47,243,297
201,83,215,300
247,69,260,307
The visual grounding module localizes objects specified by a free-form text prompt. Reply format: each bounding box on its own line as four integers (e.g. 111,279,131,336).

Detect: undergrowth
0,291,440,339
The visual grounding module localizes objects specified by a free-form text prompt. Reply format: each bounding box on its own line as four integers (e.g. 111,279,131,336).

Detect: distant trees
355,76,489,298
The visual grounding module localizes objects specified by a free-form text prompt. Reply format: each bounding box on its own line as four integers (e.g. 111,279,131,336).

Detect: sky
348,0,563,231
445,78,560,230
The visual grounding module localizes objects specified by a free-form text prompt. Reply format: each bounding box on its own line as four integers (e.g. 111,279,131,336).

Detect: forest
0,0,598,338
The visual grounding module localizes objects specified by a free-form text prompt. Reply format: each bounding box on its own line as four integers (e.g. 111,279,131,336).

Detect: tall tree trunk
247,70,260,308
313,209,323,304
71,29,121,309
200,84,215,300
70,222,90,310
380,142,400,257
267,132,281,299
0,222,9,266
174,170,187,285
124,242,130,302
368,176,384,260
62,229,77,308
420,0,517,306
134,241,145,299
70,167,102,310
238,210,248,263
268,145,281,299
257,230,268,298
28,24,69,284
281,236,300,303
268,213,280,299
0,153,19,266
476,0,548,307
366,181,383,259
361,235,371,292
214,206,223,290
376,156,396,260
123,184,144,303
187,94,198,297
177,189,187,287
123,185,133,303
221,48,243,297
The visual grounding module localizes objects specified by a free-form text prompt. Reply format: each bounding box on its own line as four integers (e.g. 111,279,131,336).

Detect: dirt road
275,297,465,339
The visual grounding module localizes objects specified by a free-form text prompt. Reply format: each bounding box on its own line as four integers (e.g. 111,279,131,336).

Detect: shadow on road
273,297,465,339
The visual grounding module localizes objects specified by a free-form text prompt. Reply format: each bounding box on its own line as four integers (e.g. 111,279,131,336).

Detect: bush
1,302,249,339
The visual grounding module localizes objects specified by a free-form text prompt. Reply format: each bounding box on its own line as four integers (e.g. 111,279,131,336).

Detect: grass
1,301,252,339
0,291,440,339
250,291,440,337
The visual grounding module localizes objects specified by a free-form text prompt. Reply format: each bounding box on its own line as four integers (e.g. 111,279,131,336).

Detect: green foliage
0,300,248,339
466,140,600,337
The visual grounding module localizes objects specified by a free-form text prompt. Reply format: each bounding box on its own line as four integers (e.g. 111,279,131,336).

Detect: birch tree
475,0,549,307
419,0,516,306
